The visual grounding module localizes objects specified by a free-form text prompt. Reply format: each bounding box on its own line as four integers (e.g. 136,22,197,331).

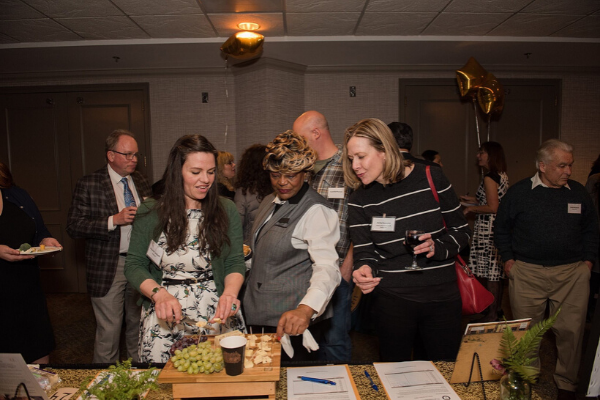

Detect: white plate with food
19,246,62,256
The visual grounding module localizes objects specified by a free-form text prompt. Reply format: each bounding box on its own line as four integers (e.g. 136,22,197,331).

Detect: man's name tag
371,216,396,232
568,203,581,214
327,187,345,199
147,240,164,266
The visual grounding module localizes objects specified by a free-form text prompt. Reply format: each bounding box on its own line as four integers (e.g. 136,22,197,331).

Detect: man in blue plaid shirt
293,111,353,362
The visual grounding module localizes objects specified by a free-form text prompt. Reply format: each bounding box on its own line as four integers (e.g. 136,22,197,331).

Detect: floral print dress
139,209,246,363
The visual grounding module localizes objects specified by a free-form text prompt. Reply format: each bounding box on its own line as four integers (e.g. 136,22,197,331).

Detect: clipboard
450,318,531,383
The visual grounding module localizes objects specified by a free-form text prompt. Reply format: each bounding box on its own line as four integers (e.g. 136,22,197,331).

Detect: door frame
0,83,152,176
399,77,561,194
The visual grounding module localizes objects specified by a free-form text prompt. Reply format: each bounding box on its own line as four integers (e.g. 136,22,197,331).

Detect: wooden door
67,90,151,180
0,92,77,290
0,85,151,293
66,89,151,292
400,79,560,196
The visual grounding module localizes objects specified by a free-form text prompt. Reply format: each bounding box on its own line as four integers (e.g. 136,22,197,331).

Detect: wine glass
405,230,424,270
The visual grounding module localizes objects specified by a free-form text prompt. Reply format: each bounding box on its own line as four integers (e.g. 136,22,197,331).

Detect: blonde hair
343,118,406,190
217,151,235,191
263,130,316,174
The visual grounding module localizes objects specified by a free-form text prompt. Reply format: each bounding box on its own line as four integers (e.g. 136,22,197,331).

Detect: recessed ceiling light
237,22,260,31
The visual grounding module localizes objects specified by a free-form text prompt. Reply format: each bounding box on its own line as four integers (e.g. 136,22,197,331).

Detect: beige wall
2,63,598,184
303,69,599,184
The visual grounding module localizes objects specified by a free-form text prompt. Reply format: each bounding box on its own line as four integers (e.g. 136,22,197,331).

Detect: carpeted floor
45,282,594,399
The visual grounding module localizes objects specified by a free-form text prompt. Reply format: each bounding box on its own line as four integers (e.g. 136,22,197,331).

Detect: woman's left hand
40,237,62,248
213,293,240,322
411,233,436,258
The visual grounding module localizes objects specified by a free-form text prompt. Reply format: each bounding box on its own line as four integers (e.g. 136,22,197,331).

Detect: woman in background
461,141,509,322
0,162,61,363
125,135,246,363
421,149,443,167
217,151,236,200
344,119,470,362
234,144,272,244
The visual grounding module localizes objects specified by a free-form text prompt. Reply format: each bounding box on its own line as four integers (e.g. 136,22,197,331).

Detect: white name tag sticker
327,187,345,199
147,240,164,266
568,203,581,214
371,216,396,232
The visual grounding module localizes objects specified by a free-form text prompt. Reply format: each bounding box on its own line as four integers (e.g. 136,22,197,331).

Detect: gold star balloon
477,73,505,115
456,57,488,98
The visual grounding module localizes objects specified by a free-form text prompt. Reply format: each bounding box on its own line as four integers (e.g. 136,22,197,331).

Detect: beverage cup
220,336,247,376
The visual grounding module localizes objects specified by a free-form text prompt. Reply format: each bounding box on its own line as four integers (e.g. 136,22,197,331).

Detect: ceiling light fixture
237,22,260,31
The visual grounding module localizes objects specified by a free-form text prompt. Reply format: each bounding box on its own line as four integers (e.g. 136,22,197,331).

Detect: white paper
374,361,460,400
0,353,50,400
287,365,357,400
587,335,600,397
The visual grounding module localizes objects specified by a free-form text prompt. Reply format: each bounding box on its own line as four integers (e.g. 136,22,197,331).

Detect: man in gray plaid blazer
67,129,151,363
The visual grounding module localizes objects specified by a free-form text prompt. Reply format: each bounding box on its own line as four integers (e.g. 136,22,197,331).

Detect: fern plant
495,309,560,384
80,359,159,400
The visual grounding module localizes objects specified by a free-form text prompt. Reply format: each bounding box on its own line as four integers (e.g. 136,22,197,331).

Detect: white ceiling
1,0,600,74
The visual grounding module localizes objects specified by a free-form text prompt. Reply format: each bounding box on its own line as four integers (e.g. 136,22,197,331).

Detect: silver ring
231,304,237,311
430,245,434,252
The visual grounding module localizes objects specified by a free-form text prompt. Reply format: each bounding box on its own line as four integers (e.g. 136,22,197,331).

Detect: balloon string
473,98,481,148
487,114,491,142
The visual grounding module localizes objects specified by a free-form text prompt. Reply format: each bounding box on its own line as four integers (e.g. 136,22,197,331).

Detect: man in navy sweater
495,139,599,400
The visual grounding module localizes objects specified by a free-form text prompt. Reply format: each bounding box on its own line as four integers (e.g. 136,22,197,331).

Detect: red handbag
425,166,494,315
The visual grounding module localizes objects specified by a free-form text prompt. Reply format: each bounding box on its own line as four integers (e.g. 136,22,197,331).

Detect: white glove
280,329,320,359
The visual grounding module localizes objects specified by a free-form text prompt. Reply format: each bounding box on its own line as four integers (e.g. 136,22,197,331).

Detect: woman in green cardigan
125,135,246,363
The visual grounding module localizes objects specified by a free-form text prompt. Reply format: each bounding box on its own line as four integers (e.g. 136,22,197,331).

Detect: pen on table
297,376,336,385
364,370,378,391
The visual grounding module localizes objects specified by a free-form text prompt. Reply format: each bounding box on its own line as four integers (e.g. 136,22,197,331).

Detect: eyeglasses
270,172,301,181
112,150,141,160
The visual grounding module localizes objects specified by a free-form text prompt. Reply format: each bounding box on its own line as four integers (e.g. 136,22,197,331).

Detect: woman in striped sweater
343,118,471,362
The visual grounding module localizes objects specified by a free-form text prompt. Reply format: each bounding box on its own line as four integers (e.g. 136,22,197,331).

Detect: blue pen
364,370,378,391
298,376,336,385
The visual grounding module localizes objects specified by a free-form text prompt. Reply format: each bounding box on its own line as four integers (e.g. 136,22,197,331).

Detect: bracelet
150,286,166,302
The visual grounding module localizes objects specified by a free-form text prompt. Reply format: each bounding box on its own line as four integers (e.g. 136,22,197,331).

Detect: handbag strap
425,166,472,276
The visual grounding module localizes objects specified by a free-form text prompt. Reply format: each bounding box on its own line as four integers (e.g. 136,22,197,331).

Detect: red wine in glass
405,230,424,270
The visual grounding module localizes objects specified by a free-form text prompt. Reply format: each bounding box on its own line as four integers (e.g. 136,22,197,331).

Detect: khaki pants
509,260,590,391
90,256,141,363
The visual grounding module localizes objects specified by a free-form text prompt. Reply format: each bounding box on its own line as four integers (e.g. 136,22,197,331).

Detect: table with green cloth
48,362,549,399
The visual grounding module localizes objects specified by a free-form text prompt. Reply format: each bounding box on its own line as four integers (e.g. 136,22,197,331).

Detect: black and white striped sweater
348,163,471,289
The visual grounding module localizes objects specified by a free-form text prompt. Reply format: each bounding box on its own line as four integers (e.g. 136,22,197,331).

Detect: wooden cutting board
158,334,281,384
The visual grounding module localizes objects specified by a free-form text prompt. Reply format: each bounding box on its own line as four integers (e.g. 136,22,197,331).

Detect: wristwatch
150,286,166,302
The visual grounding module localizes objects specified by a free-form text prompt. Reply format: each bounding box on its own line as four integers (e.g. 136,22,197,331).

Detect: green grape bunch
171,340,224,375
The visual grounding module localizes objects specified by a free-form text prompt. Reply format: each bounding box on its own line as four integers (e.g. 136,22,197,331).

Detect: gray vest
243,187,335,327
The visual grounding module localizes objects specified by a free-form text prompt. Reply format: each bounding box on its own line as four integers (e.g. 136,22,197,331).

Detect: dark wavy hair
157,135,229,256
234,144,272,201
481,141,507,174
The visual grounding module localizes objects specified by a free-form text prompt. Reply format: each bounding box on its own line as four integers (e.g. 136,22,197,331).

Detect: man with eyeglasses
67,129,151,364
